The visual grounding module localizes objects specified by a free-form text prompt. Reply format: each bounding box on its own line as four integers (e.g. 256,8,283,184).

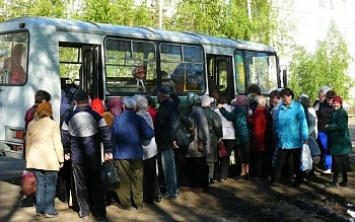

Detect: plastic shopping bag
301,143,313,173
20,170,36,195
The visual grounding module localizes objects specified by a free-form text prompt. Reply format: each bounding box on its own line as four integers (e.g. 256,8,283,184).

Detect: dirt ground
2,121,355,221
1,166,355,222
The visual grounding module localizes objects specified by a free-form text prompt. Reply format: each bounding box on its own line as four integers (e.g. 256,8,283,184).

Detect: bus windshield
234,50,278,95
0,32,28,85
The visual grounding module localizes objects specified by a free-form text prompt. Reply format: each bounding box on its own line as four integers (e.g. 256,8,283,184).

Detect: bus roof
3,16,277,54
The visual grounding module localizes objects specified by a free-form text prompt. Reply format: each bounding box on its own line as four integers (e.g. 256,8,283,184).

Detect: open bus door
207,55,234,101
81,45,103,100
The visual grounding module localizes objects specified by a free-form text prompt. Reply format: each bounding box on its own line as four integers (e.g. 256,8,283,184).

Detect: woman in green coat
326,96,352,187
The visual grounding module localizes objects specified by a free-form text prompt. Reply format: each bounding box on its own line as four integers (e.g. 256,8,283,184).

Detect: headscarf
107,97,123,116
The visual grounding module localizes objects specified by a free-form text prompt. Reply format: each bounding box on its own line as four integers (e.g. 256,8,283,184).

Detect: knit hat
107,97,123,116
333,96,343,105
37,102,52,117
200,95,211,107
91,98,104,115
74,90,88,102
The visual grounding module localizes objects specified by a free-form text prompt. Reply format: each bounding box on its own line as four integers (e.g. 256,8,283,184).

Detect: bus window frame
104,37,157,94
160,43,206,94
0,31,29,86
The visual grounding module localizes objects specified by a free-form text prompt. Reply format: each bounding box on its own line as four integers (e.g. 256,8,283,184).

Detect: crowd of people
23,83,353,221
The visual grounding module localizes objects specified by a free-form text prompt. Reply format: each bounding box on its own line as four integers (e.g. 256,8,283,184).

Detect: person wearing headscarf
26,102,64,218
179,93,209,192
200,95,223,184
217,95,251,180
214,96,235,182
326,96,352,187
134,95,161,203
248,95,274,180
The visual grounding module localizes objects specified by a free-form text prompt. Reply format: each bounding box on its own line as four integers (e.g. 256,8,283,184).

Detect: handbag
218,140,228,158
20,170,36,195
101,161,120,191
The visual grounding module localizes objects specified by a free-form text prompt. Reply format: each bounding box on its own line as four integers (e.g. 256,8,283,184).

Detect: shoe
340,181,349,187
323,169,332,174
219,179,225,183
327,182,339,188
44,213,59,218
192,188,205,193
271,182,279,187
81,216,89,221
154,196,162,203
96,216,107,221
36,212,45,217
180,186,192,191
347,209,355,218
162,194,177,199
117,204,133,211
136,206,143,210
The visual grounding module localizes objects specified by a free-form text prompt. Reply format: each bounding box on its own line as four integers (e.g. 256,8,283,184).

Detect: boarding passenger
61,90,113,220
200,95,223,184
271,88,308,187
26,102,64,218
111,97,154,210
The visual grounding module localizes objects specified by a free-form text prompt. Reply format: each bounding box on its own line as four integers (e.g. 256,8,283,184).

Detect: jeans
33,170,58,215
160,149,178,196
318,131,332,170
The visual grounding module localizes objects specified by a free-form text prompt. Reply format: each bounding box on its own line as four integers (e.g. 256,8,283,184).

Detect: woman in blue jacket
271,88,308,187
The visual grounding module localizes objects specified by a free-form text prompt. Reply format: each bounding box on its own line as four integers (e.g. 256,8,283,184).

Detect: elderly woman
134,95,161,203
271,88,308,187
326,96,352,187
26,102,64,217
111,97,154,210
217,95,251,180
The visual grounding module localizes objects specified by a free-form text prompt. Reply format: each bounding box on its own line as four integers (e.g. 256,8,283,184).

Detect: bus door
81,45,103,100
207,55,233,100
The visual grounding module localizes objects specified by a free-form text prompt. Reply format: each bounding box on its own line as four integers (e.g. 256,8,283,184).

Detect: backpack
175,113,195,148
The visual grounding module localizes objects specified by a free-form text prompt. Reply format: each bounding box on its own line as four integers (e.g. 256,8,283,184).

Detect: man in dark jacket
155,86,180,199
61,90,113,221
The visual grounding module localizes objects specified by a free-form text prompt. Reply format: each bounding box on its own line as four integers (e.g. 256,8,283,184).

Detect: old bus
0,16,284,159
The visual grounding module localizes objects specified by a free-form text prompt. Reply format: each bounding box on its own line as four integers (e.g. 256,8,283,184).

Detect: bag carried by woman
20,170,36,195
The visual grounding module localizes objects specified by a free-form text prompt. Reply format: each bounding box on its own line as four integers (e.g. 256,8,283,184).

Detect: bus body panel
0,16,283,159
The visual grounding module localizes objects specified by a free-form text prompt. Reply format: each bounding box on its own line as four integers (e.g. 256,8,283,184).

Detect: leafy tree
288,22,353,102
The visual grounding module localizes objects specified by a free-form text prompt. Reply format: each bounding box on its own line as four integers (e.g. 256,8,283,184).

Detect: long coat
202,107,223,163
248,105,274,152
220,105,250,145
327,107,352,155
186,106,209,158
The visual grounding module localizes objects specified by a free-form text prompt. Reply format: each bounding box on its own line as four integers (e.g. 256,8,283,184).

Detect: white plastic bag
301,143,313,173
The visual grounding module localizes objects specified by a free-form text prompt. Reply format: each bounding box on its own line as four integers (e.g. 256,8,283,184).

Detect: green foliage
288,22,353,102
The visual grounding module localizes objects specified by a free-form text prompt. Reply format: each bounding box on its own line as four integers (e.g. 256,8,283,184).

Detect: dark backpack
175,113,195,148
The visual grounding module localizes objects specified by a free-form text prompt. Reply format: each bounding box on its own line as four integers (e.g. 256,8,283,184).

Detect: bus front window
244,51,278,94
0,32,28,85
